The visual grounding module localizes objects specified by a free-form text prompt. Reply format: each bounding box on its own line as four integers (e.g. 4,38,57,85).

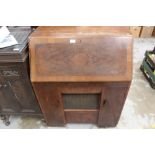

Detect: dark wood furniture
29,26,133,127
0,27,42,125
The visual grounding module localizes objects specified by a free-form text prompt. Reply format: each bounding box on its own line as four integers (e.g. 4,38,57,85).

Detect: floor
0,38,155,129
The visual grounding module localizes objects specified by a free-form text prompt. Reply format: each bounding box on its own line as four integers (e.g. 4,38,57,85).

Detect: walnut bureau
29,26,133,127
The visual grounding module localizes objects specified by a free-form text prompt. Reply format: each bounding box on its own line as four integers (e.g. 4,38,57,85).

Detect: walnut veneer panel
29,27,132,82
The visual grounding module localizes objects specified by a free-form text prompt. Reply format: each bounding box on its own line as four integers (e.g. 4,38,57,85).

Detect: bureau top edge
29,26,132,38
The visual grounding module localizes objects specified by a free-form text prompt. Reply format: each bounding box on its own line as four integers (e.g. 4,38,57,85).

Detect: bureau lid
0,27,32,62
29,26,133,82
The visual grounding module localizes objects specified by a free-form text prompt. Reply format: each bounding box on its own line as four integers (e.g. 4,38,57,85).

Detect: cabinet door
9,78,41,114
62,83,128,127
0,77,41,115
0,78,22,113
32,82,65,126
98,85,128,127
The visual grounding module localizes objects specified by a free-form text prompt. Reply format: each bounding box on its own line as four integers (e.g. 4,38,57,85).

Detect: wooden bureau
29,26,133,127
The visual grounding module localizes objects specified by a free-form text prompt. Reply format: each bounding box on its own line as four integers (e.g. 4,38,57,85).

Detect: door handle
100,99,107,110
103,100,107,106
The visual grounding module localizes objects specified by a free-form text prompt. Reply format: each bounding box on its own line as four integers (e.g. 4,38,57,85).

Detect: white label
13,48,19,51
70,39,76,44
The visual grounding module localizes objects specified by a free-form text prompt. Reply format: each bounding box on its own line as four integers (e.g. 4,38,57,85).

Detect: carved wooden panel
0,62,41,115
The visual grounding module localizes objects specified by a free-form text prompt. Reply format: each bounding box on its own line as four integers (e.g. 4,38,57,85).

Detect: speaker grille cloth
63,94,100,109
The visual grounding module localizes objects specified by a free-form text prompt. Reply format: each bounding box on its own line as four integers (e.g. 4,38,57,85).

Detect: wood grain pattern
35,37,127,76
29,27,133,82
65,110,98,124
32,83,65,126
31,26,130,36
